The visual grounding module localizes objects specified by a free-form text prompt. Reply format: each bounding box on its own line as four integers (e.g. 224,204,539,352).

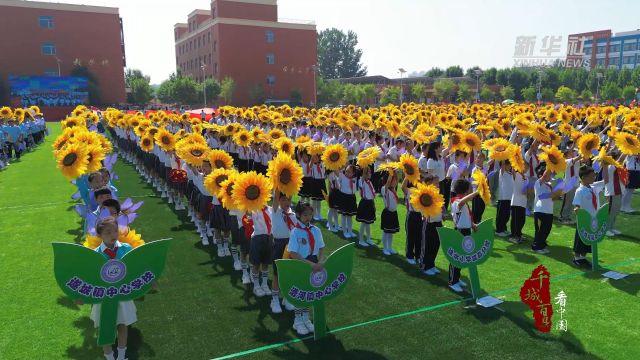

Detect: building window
39,16,54,28
266,75,276,85
266,53,275,64
596,58,606,67
41,42,56,55
623,41,637,52
44,68,58,76
596,45,606,54
208,54,212,65
609,44,620,53
584,47,592,55
624,55,635,64
213,40,217,52
609,57,619,66
198,37,201,48
266,30,274,43
214,63,218,74
208,32,211,43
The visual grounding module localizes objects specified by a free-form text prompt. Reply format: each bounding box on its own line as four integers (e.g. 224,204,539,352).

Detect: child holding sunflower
449,179,478,293
510,161,529,244
495,161,514,237
269,191,298,314
420,175,444,276
602,150,626,236
402,176,423,264
381,171,400,255
356,166,376,247
572,165,605,268
310,154,326,222
559,144,582,224
326,169,341,233
298,150,313,204
337,164,358,238
531,163,561,253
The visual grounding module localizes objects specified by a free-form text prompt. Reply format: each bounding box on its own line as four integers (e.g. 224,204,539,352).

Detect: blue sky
39,0,640,83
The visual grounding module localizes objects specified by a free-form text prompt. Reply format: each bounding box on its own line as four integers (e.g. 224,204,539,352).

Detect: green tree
580,89,593,102
156,79,175,104
219,77,236,104
445,65,463,78
542,68,561,90
457,82,472,102
500,85,515,100
622,85,636,102
465,66,482,78
555,85,577,103
342,83,365,104
379,86,401,105
130,77,153,105
508,68,529,100
496,68,511,86
199,79,221,105
481,67,497,85
632,67,640,87
289,89,303,106
248,83,266,105
480,85,495,102
521,86,537,102
410,83,426,102
316,77,344,105
618,69,633,88
425,67,444,78
433,79,456,102
601,82,622,101
362,84,376,105
172,76,199,105
317,28,367,79
541,87,555,102
70,65,100,105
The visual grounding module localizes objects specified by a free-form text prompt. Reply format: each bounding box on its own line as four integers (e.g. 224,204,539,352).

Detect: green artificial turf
0,123,638,360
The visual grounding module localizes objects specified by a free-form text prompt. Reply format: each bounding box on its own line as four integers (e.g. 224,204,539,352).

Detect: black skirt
328,188,340,209
338,192,357,216
299,177,314,198
310,178,327,201
198,195,212,219
628,170,640,189
356,198,376,224
381,208,400,233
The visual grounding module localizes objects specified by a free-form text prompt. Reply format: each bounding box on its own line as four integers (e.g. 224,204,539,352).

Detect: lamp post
55,56,62,76
200,62,207,108
311,64,317,107
595,72,603,104
398,67,406,104
473,69,482,102
537,67,543,105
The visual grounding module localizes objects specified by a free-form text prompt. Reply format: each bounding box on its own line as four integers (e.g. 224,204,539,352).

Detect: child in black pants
449,179,479,293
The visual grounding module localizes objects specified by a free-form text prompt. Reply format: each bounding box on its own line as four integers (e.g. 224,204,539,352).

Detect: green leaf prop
576,204,609,271
276,243,355,339
52,240,171,345
437,219,494,299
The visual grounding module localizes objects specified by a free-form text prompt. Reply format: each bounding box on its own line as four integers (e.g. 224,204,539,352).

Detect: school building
174,0,317,106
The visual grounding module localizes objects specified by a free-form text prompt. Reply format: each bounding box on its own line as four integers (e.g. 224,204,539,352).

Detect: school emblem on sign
462,236,475,254
100,259,127,283
310,268,328,288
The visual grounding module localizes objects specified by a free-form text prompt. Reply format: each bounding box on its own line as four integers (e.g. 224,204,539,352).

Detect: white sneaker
303,318,315,333
423,268,436,276
326,222,331,229
261,283,271,296
167,196,173,204
449,283,464,293
612,229,622,235
330,227,339,233
241,271,251,285
233,259,242,271
366,239,376,246
389,249,398,255
407,258,416,265
621,208,635,213
496,231,510,237
207,227,214,237
358,240,370,247
293,318,309,336
606,231,616,237
253,285,265,297
458,279,468,287
201,235,209,246
270,297,283,314
223,244,231,256
283,298,295,311
217,245,224,257
343,231,350,238
431,267,441,274
383,249,391,256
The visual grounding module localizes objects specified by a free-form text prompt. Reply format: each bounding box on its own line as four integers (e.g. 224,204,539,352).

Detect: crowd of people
0,106,48,168
50,102,640,359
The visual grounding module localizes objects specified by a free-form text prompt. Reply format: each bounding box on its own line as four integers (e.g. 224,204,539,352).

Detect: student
495,161,514,237
326,170,340,232
446,150,469,203
524,139,540,214
510,163,529,244
248,206,273,298
270,192,298,314
449,179,477,293
421,175,444,275
621,154,640,213
381,171,400,256
86,217,136,360
559,144,581,224
298,150,313,204
426,141,450,211
603,150,626,236
572,165,605,268
356,166,376,247
287,202,325,336
531,163,559,253
402,177,422,265
310,154,326,221
337,165,358,238
471,152,491,222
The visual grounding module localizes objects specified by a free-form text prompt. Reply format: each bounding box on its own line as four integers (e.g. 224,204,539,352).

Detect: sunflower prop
357,147,381,168
485,138,513,161
322,144,348,171
154,128,176,152
614,132,640,155
139,136,154,153
399,153,420,184
0,106,13,119
538,145,566,174
217,172,239,210
274,138,295,157
56,143,90,180
413,123,440,144
267,128,286,142
460,132,482,153
204,168,235,196
577,133,600,159
233,130,253,147
118,229,146,248
509,144,526,174
305,141,326,156
86,144,107,173
267,153,304,197
593,146,623,169
377,162,400,174
232,171,273,212
471,169,491,205
208,149,234,170
177,143,210,166
409,183,444,218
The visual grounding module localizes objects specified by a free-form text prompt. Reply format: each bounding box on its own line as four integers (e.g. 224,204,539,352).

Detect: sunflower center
245,185,261,200
191,149,204,157
214,160,225,168
143,139,151,146
282,144,290,152
548,155,558,164
241,135,247,141
329,152,340,162
62,153,78,166
57,140,67,150
404,163,415,175
419,194,433,207
216,175,228,186
626,137,635,145
162,136,170,145
279,168,292,184
586,140,595,149
495,145,506,152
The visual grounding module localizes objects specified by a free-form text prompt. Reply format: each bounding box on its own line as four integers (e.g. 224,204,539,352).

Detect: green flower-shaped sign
437,219,494,299
52,240,171,345
576,205,609,270
276,243,354,339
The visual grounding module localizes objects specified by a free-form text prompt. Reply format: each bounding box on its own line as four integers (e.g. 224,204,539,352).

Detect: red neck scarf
262,208,272,234
296,224,315,253
104,245,118,259
283,211,295,230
